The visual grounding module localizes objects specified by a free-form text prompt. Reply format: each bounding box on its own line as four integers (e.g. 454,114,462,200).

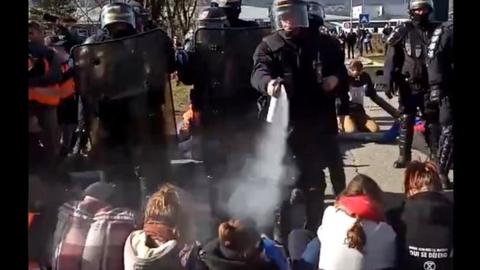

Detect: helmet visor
274,4,309,30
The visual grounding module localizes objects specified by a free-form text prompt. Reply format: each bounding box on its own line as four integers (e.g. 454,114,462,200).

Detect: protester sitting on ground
317,174,397,270
338,60,379,133
124,183,205,270
387,161,453,270
51,181,138,270
200,219,288,270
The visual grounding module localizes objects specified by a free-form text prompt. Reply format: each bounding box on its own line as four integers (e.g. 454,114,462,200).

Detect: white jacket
317,206,397,270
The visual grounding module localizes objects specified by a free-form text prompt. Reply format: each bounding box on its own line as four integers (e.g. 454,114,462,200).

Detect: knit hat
83,181,117,203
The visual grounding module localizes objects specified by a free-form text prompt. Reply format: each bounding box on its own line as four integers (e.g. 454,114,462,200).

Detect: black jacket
383,21,439,93
427,21,453,99
29,42,62,87
386,192,453,270
348,72,377,98
200,239,277,270
346,32,357,45
251,29,347,135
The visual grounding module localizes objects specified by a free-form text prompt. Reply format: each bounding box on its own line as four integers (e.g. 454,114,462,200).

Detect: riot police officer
128,0,150,32
307,0,348,197
178,5,269,221
251,0,347,243
74,2,176,208
383,0,441,168
214,0,259,27
85,2,137,43
427,19,453,189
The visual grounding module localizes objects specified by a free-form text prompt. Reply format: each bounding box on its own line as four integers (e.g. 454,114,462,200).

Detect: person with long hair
317,174,397,270
123,183,204,270
200,219,288,270
387,161,453,270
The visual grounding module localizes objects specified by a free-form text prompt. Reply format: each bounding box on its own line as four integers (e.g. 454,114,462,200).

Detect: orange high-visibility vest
28,58,61,106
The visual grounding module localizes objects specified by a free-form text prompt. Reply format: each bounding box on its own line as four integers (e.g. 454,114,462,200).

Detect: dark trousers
57,95,78,157
29,102,59,174
275,132,345,244
365,41,373,54
347,44,355,59
437,96,453,176
85,93,172,209
199,109,259,219
398,87,440,158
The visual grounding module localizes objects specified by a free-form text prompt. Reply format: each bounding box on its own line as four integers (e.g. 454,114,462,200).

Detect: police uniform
74,3,175,209
383,7,441,168
307,0,348,198
178,5,265,221
251,0,347,242
427,21,453,188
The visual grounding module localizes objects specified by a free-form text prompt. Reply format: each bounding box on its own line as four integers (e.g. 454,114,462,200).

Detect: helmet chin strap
410,12,430,27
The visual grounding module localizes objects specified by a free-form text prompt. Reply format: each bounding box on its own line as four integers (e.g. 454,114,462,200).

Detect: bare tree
143,0,198,38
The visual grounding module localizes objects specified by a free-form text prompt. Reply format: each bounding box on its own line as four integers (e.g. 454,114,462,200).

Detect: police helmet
408,0,434,11
128,0,149,17
271,0,309,31
216,0,242,9
215,0,242,20
407,0,434,23
196,6,228,28
307,0,325,20
100,2,136,30
128,0,149,30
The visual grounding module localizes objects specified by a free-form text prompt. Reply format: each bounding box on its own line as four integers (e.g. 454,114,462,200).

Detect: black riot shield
193,27,271,103
71,29,177,191
72,28,177,139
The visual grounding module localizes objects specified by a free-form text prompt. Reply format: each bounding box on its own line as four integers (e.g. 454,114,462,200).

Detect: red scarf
337,195,382,222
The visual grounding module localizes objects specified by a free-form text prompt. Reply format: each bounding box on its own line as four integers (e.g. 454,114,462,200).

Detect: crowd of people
332,27,375,59
29,0,453,269
41,160,452,270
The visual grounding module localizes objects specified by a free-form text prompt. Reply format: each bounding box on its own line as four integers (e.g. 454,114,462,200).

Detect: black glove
429,85,441,106
375,82,393,99
289,188,305,205
70,128,91,157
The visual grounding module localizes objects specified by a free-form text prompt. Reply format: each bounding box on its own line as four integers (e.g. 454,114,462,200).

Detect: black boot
304,188,325,233
438,125,454,190
426,122,441,163
328,163,346,197
207,175,229,221
273,200,291,246
393,114,414,168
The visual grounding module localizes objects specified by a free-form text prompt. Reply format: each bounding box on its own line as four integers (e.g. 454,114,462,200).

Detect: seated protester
339,60,379,133
387,161,453,270
200,219,288,270
124,183,205,270
318,174,397,270
51,181,138,270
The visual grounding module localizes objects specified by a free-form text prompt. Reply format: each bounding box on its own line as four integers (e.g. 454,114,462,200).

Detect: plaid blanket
51,197,137,270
